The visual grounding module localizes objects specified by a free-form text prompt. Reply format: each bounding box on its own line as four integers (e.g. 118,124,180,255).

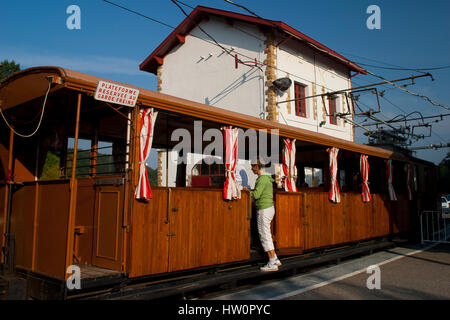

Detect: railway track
67,239,398,300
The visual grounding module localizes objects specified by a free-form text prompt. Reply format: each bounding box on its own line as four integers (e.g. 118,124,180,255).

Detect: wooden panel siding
92,185,124,271
74,178,96,266
128,188,250,277
274,192,304,253
387,194,411,234
345,193,373,242
304,192,337,249
34,181,71,279
10,183,37,269
274,191,412,255
128,187,169,278
8,180,71,279
168,188,250,272
372,194,392,237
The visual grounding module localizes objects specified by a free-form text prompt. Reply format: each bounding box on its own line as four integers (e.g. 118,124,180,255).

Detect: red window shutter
295,83,306,117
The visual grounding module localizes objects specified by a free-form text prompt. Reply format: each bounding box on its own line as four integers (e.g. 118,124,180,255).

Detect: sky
1,0,449,164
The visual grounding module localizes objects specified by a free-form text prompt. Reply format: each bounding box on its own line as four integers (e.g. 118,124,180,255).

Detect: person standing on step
243,157,281,272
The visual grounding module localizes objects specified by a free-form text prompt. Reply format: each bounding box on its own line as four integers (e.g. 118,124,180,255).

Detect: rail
63,144,130,178
420,210,450,245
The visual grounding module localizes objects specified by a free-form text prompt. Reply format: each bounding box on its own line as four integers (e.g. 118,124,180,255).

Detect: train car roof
0,66,434,165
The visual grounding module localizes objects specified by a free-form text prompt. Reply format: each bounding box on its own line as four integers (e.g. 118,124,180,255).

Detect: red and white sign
94,81,139,107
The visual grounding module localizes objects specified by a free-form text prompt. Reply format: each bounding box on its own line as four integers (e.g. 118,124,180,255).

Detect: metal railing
63,144,130,177
420,210,450,245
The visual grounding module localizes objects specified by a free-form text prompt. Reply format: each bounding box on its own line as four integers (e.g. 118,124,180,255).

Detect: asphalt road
287,243,450,300
211,242,450,300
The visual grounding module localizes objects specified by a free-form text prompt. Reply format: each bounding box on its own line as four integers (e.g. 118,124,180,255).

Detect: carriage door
92,178,124,271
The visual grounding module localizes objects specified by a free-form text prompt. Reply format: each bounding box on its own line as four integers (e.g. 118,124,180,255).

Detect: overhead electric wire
224,0,448,145
103,0,350,93
379,94,408,115
103,0,175,29
174,0,195,9
223,0,262,19
220,0,449,145
430,128,447,145
170,0,265,72
355,62,450,73
104,0,444,142
340,51,431,74
361,113,450,127
364,69,450,111
170,0,232,57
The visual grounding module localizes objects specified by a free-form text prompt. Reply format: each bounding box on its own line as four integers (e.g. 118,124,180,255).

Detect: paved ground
210,242,450,300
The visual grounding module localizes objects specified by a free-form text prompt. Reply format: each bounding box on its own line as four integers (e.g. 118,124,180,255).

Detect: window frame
294,82,308,118
328,95,338,125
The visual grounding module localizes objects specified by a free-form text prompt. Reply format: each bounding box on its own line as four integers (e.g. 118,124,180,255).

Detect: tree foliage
0,59,21,82
146,166,158,186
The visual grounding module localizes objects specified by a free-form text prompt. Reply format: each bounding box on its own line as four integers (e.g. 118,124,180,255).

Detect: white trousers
256,206,275,252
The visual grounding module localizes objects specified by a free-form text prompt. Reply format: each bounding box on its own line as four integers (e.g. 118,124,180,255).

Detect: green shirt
250,172,274,210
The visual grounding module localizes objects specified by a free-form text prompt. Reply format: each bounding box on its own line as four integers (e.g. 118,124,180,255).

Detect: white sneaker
260,262,278,272
274,259,282,267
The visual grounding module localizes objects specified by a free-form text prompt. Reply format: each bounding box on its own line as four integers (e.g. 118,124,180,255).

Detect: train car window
393,161,407,196
366,158,383,194
94,140,128,176
145,148,159,186
304,167,323,187
94,141,113,176
64,137,92,178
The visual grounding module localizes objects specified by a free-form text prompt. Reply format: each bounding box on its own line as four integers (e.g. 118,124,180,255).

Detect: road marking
270,242,439,300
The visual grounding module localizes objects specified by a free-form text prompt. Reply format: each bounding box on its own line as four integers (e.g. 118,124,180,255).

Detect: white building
140,6,366,188
140,6,366,141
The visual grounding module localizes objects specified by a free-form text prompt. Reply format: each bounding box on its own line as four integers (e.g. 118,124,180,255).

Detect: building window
294,82,307,118
328,96,338,125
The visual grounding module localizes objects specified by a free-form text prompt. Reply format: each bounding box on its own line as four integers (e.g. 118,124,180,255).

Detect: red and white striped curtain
223,126,241,200
282,138,297,192
386,160,397,201
405,164,413,200
135,108,158,200
360,155,372,202
327,147,340,203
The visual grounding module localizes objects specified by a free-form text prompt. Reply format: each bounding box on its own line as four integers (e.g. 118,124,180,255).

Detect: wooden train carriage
0,67,439,296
